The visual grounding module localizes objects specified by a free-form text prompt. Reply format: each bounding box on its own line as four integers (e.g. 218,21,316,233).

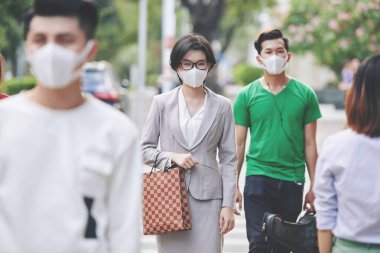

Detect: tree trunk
180,0,225,42
180,0,226,93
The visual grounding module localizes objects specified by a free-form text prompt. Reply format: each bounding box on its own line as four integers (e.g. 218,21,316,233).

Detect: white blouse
178,88,207,147
314,129,380,244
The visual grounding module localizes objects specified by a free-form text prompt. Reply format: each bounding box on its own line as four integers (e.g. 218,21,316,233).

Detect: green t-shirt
233,78,322,182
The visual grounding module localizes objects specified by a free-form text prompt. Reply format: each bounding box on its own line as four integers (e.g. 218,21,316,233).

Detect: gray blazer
141,86,237,208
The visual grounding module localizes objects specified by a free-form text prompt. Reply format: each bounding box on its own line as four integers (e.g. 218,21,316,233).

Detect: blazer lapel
165,87,189,150
190,87,220,150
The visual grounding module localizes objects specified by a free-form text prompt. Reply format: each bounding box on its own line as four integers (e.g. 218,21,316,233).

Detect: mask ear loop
257,56,266,70
177,70,184,83
75,40,95,69
281,55,290,73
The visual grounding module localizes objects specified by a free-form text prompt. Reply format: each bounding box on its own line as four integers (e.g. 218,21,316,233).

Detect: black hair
170,34,216,72
346,54,380,137
254,29,289,54
23,0,98,40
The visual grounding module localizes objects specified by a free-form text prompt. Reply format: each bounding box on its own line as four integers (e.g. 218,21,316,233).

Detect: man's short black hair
254,29,289,54
23,0,98,40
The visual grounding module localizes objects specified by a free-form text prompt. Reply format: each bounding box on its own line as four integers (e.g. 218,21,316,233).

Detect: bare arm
304,120,318,211
318,230,333,253
235,125,248,214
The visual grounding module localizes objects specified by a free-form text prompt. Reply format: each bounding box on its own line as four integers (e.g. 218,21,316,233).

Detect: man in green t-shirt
233,29,321,253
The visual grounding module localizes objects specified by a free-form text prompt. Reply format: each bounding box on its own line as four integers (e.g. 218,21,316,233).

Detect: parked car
82,61,128,112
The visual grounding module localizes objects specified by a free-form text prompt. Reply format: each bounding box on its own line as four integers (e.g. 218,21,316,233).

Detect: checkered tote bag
142,157,192,235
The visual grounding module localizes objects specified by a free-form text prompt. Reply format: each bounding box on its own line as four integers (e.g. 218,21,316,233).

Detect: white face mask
178,68,208,88
261,55,288,75
26,41,94,89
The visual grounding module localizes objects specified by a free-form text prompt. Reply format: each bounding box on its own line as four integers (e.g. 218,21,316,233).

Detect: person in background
314,54,380,253
233,29,321,253
0,0,141,252
338,58,360,92
141,34,237,253
0,53,9,99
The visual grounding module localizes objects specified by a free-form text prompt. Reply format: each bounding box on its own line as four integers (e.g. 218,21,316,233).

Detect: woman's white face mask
261,55,288,75
178,68,208,88
26,40,94,89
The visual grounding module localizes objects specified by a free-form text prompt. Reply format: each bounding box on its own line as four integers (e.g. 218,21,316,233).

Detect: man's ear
256,55,263,65
87,41,98,62
287,52,292,62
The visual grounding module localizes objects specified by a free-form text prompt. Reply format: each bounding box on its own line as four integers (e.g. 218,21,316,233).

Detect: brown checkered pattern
142,167,192,235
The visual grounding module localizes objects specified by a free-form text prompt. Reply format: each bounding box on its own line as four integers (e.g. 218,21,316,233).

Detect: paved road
126,86,346,253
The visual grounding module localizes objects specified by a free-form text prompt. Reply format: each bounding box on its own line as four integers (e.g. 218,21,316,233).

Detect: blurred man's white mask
26,41,94,89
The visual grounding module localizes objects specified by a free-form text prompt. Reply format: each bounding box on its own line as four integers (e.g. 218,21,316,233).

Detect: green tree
104,0,162,83
0,0,32,75
0,0,162,84
181,0,276,53
179,0,276,91
283,0,380,76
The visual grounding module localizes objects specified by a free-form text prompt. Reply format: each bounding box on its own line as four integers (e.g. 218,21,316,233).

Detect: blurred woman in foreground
314,54,380,253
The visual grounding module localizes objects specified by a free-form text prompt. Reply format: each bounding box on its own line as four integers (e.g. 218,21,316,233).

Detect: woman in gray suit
141,34,237,253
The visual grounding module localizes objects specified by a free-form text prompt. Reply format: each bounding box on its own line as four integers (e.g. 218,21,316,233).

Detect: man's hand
304,188,315,212
171,153,198,169
234,186,242,215
220,207,235,234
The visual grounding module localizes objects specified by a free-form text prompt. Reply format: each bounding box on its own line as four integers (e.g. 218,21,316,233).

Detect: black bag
262,212,318,253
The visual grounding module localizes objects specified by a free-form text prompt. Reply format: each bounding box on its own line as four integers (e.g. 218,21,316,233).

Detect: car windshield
82,69,106,90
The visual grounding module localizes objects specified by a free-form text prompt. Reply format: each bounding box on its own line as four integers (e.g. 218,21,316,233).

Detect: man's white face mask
261,55,288,75
26,40,94,89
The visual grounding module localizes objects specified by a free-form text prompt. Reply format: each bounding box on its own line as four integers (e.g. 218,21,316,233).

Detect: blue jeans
244,175,304,253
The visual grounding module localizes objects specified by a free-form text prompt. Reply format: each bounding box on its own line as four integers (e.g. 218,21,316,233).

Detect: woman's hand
171,153,199,169
318,230,333,253
219,207,235,234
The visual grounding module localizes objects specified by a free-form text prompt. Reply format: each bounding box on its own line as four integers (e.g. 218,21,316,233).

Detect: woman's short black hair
346,54,380,137
170,34,216,71
254,29,289,54
23,0,98,39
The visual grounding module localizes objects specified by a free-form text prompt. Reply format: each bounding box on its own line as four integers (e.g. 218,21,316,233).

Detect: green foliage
95,0,131,62
201,0,276,52
0,0,161,81
146,73,158,87
283,0,380,75
233,63,262,86
0,0,277,84
95,0,162,80
0,0,33,73
1,75,35,95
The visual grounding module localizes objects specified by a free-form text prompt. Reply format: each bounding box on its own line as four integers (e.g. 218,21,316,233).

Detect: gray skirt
156,192,223,253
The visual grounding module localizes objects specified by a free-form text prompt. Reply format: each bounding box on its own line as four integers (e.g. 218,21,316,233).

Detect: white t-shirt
0,94,142,253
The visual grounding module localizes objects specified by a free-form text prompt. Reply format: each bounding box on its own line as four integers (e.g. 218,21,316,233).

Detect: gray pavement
126,86,347,253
